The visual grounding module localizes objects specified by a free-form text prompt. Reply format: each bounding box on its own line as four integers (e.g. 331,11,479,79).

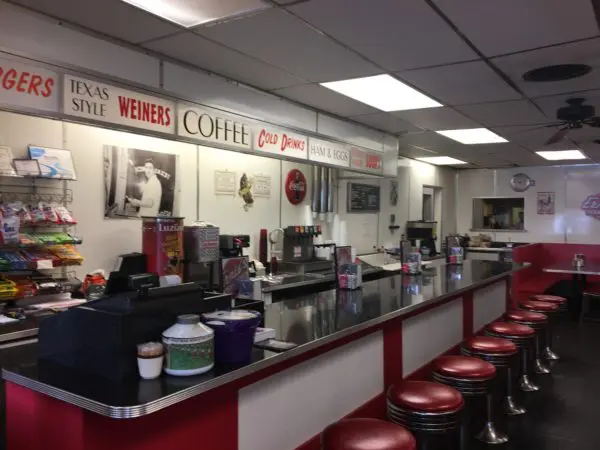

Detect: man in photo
126,159,163,217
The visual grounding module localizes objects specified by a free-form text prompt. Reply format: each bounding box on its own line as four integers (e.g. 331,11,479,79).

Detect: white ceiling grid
5,0,600,168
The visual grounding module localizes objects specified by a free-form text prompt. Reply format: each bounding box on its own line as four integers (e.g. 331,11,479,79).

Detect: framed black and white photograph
103,145,179,219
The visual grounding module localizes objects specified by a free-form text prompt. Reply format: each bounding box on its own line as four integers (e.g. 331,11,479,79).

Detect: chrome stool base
544,346,560,360
477,422,510,445
534,358,551,374
504,395,526,416
519,374,540,392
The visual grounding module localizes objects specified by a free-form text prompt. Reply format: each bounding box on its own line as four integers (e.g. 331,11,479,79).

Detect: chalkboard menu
347,182,380,212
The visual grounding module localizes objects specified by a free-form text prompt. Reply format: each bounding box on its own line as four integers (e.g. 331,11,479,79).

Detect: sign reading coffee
63,75,175,133
308,138,350,168
254,127,307,160
0,57,59,113
178,105,251,149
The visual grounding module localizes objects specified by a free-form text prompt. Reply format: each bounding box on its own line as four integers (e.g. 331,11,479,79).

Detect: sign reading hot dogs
63,75,174,133
0,57,58,113
308,138,350,168
178,105,251,149
254,127,307,160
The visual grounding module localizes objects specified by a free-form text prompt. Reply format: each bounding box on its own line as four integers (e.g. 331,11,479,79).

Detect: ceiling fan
539,97,600,146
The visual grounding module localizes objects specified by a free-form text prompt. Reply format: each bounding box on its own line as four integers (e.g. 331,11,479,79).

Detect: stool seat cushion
433,355,496,379
520,300,559,312
487,321,535,337
530,294,567,304
463,336,517,354
387,380,463,413
506,310,547,323
322,418,417,450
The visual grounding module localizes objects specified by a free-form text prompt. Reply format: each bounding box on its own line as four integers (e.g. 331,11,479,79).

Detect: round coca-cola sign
285,169,307,205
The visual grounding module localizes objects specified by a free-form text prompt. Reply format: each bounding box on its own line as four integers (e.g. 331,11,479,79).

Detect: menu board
347,183,380,212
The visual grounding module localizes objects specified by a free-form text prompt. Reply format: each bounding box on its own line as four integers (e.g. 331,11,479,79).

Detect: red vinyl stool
321,418,417,450
505,310,551,375
485,322,539,392
432,355,507,445
461,336,525,416
387,380,463,450
520,300,561,361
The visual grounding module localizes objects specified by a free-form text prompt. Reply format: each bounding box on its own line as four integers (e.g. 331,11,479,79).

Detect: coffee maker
182,225,220,288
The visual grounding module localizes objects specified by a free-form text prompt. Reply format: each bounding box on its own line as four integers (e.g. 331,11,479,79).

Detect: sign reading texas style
581,194,600,220
0,57,59,113
63,75,175,133
308,138,350,168
178,105,251,149
254,127,307,161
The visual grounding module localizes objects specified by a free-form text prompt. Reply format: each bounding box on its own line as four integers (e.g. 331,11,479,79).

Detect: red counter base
6,277,509,450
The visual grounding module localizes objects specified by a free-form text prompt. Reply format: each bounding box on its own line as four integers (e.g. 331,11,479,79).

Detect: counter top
467,247,514,253
3,260,523,419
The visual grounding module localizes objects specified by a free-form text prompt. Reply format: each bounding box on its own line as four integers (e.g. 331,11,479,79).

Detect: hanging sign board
347,182,380,212
350,147,383,174
178,105,251,149
308,138,350,168
0,57,59,113
63,75,175,133
253,127,307,160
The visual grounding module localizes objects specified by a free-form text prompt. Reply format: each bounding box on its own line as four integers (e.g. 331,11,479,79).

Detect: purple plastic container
201,310,262,365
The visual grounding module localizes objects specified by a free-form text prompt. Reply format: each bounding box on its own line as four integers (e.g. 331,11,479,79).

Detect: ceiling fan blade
584,117,600,127
508,122,564,136
545,127,569,145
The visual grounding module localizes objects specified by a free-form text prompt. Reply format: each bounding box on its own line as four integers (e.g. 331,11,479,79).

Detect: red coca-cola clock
285,169,307,205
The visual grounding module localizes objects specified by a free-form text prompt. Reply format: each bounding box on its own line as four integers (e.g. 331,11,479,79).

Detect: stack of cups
137,342,164,380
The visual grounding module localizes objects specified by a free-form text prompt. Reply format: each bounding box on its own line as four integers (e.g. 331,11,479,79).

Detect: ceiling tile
580,142,600,162
144,32,306,90
398,61,521,106
464,154,516,168
350,112,422,134
288,0,477,71
398,144,439,159
9,0,180,43
399,131,466,152
273,84,379,116
492,124,587,151
196,9,380,82
456,100,551,127
433,0,599,57
532,89,600,121
393,107,480,130
466,142,531,155
492,39,600,98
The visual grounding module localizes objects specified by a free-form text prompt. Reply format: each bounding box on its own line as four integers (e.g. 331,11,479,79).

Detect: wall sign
285,169,307,205
347,182,380,213
64,75,175,133
350,147,383,174
0,57,59,113
214,170,236,196
581,194,600,220
252,174,272,198
537,192,555,215
308,138,350,168
254,127,307,160
178,105,251,149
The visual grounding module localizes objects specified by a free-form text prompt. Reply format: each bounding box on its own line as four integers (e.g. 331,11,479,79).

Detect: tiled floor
469,319,600,450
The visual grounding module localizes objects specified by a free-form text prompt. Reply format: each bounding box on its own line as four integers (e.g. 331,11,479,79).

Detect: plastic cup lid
203,310,260,321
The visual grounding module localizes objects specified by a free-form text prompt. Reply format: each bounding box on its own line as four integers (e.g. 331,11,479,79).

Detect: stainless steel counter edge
2,267,520,419
0,328,38,344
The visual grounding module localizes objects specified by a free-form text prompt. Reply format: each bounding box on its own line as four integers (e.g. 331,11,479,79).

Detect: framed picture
28,145,77,180
0,146,16,176
537,192,555,215
12,159,41,177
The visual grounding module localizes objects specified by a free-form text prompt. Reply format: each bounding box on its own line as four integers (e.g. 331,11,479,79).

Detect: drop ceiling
6,0,600,168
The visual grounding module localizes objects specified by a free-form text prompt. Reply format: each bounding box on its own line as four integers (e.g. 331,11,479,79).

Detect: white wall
456,165,600,244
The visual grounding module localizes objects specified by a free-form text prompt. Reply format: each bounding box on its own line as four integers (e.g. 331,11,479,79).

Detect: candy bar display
0,274,81,301
0,201,77,229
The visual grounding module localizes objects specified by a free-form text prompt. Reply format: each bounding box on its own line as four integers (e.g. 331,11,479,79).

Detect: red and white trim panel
238,331,384,450
473,282,507,332
402,300,463,377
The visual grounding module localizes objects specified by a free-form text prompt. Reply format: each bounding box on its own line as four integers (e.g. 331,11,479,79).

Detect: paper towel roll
332,215,341,245
303,205,314,226
340,220,348,247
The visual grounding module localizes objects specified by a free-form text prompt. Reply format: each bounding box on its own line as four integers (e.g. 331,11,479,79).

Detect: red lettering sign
118,96,172,127
366,153,382,170
0,66,54,98
582,194,600,219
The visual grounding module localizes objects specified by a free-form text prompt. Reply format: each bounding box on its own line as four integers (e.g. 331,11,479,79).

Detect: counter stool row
320,295,566,450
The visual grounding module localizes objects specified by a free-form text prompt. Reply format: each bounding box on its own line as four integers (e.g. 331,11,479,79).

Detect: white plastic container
162,314,214,376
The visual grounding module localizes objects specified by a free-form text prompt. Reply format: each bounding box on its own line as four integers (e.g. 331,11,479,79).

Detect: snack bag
41,203,60,224
0,205,20,245
54,205,77,225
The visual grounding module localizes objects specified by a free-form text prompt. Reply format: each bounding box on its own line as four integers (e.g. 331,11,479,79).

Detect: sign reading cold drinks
308,138,350,168
63,75,175,133
254,127,307,160
0,57,58,113
178,105,251,149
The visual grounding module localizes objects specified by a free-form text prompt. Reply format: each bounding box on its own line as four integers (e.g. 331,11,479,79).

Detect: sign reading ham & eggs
63,75,175,133
254,127,307,161
178,105,251,149
0,57,59,113
308,138,350,168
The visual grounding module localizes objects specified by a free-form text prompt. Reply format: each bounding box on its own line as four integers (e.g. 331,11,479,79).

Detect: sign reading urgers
178,105,251,149
63,75,175,133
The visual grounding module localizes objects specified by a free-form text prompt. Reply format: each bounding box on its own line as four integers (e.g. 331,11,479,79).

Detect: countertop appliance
220,234,250,258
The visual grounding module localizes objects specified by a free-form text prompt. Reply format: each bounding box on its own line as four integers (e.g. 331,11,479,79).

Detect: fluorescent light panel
121,0,268,27
320,75,442,112
536,150,587,161
417,156,468,165
436,128,508,144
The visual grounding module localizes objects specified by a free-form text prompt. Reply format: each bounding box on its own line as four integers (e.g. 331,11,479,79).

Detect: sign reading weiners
178,105,251,149
63,75,175,133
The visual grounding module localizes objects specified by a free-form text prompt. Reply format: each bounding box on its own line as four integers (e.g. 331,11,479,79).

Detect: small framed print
12,159,41,177
28,145,77,180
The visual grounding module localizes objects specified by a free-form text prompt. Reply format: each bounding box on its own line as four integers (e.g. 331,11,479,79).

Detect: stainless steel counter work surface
2,260,523,419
